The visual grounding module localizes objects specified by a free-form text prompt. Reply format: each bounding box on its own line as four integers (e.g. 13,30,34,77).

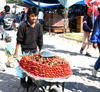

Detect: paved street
0,32,100,92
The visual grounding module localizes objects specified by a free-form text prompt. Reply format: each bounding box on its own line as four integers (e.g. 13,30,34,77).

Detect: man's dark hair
27,6,39,20
4,5,10,12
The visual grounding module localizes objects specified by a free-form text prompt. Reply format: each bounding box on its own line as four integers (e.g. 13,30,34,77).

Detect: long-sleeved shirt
17,21,43,52
91,14,100,45
83,15,95,32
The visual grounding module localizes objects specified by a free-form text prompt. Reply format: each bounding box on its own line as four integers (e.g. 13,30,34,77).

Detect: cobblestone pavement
0,33,100,92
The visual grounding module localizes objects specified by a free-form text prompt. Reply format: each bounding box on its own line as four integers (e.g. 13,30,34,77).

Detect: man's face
28,13,38,23
87,12,93,17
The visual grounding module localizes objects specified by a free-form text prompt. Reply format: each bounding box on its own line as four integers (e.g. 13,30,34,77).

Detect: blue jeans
94,45,100,70
22,51,37,56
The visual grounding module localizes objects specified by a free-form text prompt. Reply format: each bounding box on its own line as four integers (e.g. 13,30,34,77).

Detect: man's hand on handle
14,52,18,58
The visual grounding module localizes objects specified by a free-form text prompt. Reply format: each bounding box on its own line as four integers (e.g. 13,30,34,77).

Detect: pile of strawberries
19,53,73,78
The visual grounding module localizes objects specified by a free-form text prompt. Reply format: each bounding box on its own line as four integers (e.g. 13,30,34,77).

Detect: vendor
14,6,43,90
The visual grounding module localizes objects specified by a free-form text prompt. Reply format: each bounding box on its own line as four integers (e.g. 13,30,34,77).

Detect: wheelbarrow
21,67,70,92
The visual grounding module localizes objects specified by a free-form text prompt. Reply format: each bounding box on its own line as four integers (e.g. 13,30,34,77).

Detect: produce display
19,53,73,78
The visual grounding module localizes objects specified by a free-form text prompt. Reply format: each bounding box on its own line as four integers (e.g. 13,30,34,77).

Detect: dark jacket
83,15,95,32
17,21,43,52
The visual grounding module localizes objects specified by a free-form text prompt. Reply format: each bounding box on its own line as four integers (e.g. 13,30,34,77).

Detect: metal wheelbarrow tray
21,67,70,92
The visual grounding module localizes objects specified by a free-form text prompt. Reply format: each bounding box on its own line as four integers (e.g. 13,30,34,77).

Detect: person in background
20,11,27,24
90,14,100,77
0,36,16,71
0,36,16,66
94,8,99,18
20,11,25,23
3,5,17,44
11,10,13,14
16,14,20,29
18,12,21,21
80,7,95,57
38,9,44,25
14,6,43,91
0,11,4,40
58,9,64,18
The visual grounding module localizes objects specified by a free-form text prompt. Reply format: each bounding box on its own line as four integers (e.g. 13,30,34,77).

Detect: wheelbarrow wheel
49,88,58,92
49,87,62,92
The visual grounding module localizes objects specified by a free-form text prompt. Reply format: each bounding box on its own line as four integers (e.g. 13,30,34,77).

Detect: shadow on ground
43,44,55,49
0,71,19,92
48,49,97,59
0,48,5,51
71,66,100,84
64,81,100,92
63,66,100,92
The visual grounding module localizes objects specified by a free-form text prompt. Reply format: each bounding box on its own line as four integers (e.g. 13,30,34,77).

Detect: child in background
5,36,15,67
0,36,18,69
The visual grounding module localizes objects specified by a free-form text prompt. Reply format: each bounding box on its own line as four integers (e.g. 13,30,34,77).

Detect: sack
15,65,25,78
6,44,14,55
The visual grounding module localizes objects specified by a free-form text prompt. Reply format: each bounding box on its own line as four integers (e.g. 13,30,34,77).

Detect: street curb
58,35,83,43
44,32,83,43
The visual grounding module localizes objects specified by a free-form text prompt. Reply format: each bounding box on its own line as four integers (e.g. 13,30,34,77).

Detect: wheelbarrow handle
62,82,65,92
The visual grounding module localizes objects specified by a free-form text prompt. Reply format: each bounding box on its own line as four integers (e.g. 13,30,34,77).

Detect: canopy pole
64,8,66,33
15,0,16,14
15,4,16,14
93,4,94,28
38,0,40,9
64,8,68,33
64,0,68,33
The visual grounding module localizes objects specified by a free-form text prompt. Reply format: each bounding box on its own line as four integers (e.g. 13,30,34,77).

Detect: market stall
22,0,87,33
76,16,84,32
44,13,70,33
69,5,87,32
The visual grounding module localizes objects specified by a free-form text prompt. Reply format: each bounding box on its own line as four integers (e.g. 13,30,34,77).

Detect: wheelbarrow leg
28,83,37,92
56,82,60,88
40,86,45,92
27,77,34,91
48,82,52,91
32,79,46,92
28,86,37,92
62,82,65,92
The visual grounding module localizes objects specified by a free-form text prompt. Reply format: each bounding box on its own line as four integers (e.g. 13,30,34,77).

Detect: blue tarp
23,0,37,6
23,0,60,8
75,0,85,5
23,0,85,8
57,0,85,8
29,0,85,5
29,0,59,4
32,1,61,8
